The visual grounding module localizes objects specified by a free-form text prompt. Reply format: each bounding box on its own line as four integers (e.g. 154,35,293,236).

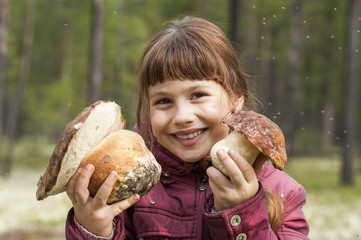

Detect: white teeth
176,130,203,140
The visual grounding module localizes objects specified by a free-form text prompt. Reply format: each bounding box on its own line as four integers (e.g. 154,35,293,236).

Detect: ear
233,94,245,112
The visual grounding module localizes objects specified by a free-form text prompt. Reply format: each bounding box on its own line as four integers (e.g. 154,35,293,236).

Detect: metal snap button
149,200,155,205
236,233,247,240
230,215,241,227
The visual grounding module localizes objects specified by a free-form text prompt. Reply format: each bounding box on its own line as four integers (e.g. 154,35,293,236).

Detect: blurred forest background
0,0,360,239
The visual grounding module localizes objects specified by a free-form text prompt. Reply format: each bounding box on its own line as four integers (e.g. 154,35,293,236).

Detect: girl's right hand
66,164,140,237
206,149,262,211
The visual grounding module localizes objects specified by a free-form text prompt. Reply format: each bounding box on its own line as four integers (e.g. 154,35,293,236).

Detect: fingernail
134,194,140,201
217,149,225,156
229,149,235,156
85,164,93,171
109,171,117,179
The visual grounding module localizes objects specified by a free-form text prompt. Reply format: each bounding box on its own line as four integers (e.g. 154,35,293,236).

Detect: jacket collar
151,142,195,176
151,141,211,176
133,125,210,176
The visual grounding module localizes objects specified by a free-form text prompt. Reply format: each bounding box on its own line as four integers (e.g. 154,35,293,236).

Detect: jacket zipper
199,174,208,191
197,173,208,240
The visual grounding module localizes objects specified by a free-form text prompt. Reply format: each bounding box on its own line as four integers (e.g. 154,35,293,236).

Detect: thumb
111,194,140,215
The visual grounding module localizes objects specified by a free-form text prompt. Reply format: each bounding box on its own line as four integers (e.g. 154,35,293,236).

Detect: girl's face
149,79,244,163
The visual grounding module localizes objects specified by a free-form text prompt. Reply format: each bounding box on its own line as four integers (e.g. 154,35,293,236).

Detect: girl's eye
155,98,171,105
191,92,206,100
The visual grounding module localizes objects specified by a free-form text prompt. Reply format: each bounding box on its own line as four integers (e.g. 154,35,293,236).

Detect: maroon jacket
66,142,309,239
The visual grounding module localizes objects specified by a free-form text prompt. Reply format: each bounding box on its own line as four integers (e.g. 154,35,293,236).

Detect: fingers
95,172,140,217
74,164,94,205
92,171,118,209
213,149,257,185
228,149,256,182
111,194,140,215
215,149,246,184
208,149,261,211
66,167,83,203
206,166,230,190
93,171,141,213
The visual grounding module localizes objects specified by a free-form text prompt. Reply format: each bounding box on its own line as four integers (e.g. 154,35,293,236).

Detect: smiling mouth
175,130,204,140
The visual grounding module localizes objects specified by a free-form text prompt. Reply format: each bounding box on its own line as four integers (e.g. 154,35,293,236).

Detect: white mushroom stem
210,131,261,177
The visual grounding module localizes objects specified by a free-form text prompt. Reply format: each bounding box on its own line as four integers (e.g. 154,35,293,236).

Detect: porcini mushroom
36,101,161,204
210,110,287,177
78,129,161,204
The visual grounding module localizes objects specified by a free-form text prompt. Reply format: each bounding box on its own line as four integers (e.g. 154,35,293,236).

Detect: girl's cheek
150,112,165,136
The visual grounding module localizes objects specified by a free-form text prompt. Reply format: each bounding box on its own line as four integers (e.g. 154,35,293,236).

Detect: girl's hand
66,164,140,237
206,149,266,211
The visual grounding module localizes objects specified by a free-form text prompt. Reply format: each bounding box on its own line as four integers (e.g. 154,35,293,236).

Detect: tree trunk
229,0,241,52
244,2,257,76
259,18,272,113
321,102,335,152
0,0,10,175
88,0,103,104
111,0,126,100
283,0,302,156
341,0,360,185
3,0,35,176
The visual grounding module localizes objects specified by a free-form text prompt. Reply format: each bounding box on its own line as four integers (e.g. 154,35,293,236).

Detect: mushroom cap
36,101,125,200
79,129,161,204
222,110,287,170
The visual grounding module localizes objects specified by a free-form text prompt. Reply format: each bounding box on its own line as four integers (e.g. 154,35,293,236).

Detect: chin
179,152,207,163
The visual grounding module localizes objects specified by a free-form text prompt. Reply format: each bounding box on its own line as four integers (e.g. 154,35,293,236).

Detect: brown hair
264,190,285,232
136,16,283,232
137,16,251,137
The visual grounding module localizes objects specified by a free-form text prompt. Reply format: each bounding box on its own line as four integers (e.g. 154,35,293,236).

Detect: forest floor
0,155,360,240
285,157,361,240
0,168,69,240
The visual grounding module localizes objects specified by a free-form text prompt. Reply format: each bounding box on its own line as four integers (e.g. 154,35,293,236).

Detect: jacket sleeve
277,184,309,239
65,208,133,240
203,183,309,240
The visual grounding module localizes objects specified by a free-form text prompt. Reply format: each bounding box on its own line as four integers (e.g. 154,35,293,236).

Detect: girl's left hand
206,149,266,211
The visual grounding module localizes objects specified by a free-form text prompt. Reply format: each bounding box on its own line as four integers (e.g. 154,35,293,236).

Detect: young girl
65,16,309,239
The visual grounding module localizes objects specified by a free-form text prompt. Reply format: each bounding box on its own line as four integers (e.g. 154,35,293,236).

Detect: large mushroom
210,110,287,177
78,129,161,204
36,101,161,204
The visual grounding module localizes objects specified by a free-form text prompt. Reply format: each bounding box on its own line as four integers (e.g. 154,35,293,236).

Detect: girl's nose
172,103,196,125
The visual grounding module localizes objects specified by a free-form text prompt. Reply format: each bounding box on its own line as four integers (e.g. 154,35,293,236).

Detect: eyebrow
149,82,212,99
149,91,167,99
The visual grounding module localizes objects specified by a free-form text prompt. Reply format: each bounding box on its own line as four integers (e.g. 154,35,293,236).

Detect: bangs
141,29,223,86
137,17,253,145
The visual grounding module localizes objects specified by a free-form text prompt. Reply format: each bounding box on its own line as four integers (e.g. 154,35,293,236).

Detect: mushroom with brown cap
78,129,161,204
36,101,161,204
210,110,287,177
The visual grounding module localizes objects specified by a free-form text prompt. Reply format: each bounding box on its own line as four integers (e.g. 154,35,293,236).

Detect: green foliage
1,0,361,156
